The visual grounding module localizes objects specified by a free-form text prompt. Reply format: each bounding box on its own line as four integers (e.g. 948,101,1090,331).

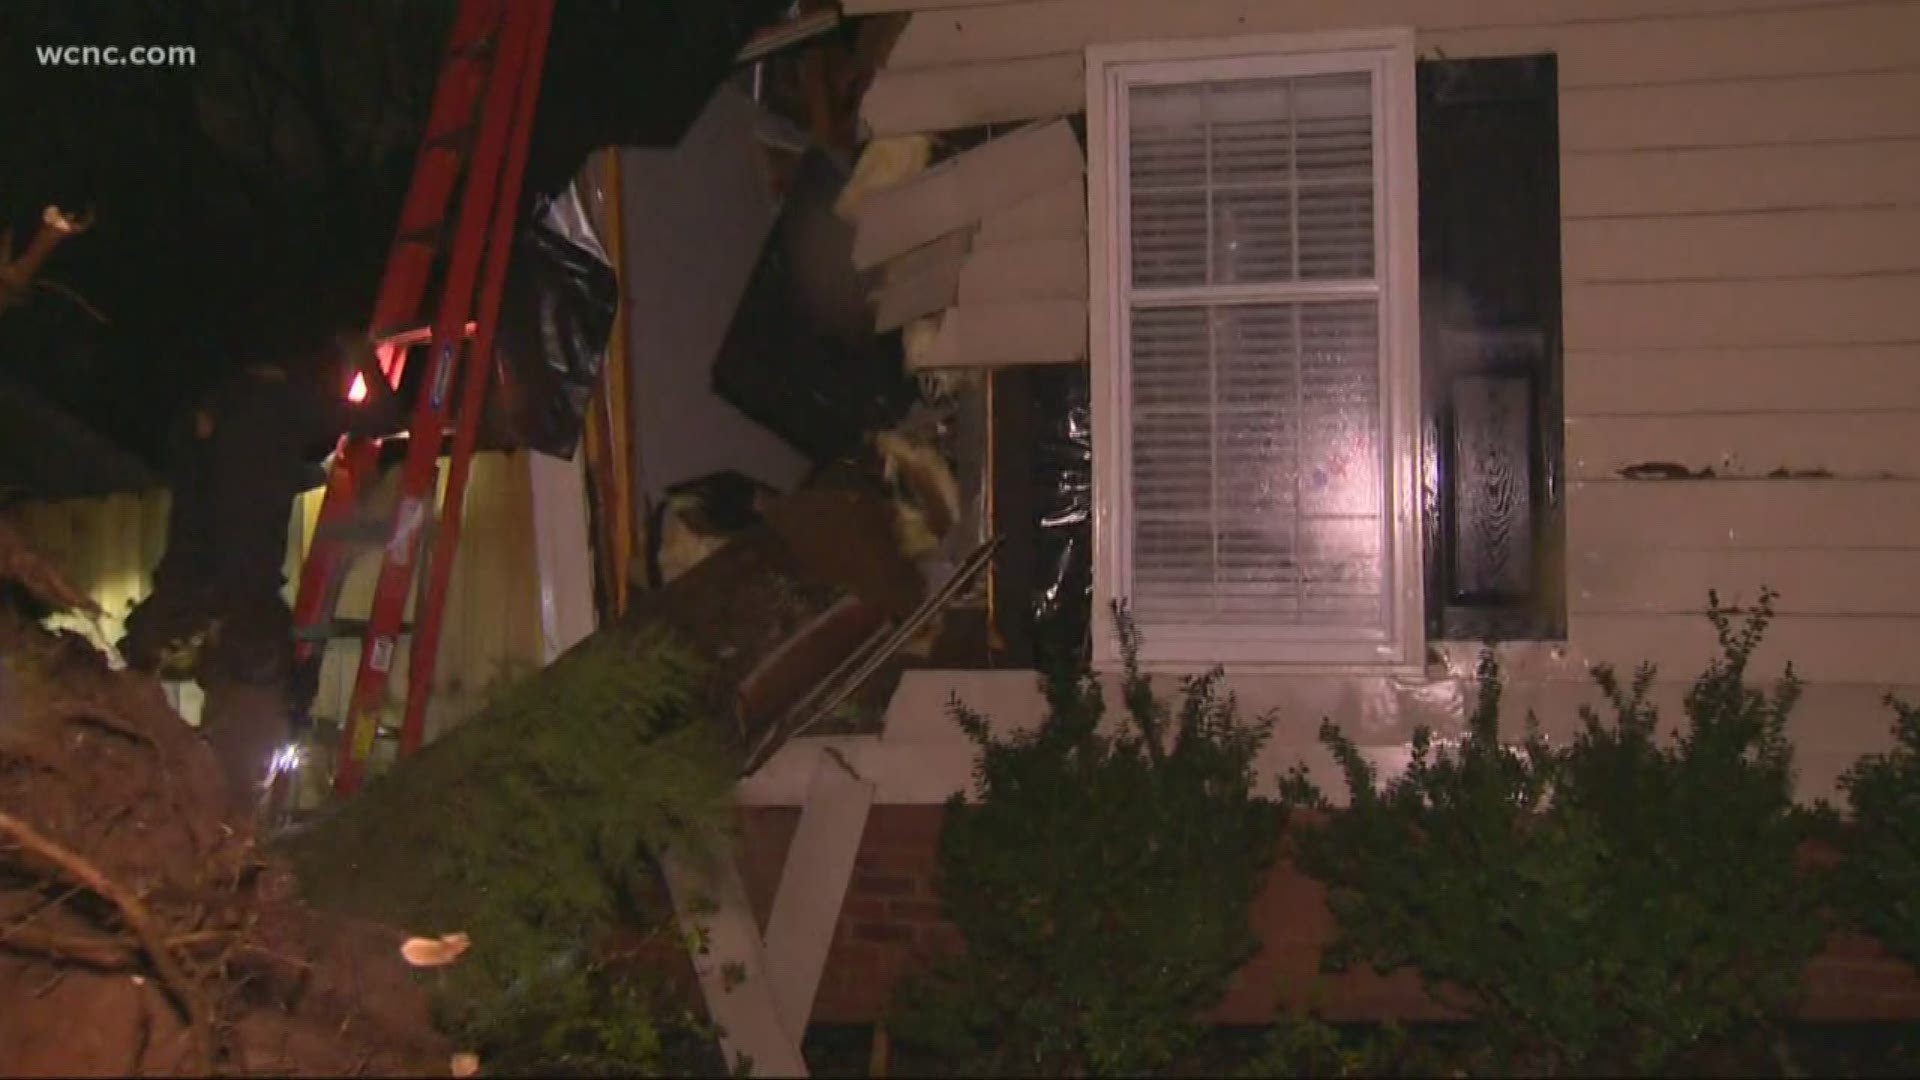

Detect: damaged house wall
827,0,1920,809
730,0,1920,1031
615,85,812,507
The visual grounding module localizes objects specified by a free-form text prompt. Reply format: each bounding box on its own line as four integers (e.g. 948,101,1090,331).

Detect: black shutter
1417,55,1566,641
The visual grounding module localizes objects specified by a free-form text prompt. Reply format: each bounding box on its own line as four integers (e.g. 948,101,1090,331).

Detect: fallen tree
279,470,929,1074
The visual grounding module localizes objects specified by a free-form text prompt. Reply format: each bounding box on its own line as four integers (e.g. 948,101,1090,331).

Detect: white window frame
1086,29,1424,675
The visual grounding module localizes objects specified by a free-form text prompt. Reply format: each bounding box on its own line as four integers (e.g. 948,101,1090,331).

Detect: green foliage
1232,1017,1435,1079
1280,592,1824,1075
1834,694,1920,967
285,631,736,1076
891,607,1280,1077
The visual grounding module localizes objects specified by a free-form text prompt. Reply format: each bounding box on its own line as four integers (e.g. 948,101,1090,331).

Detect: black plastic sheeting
1030,366,1093,666
488,195,618,459
525,0,792,201
712,149,918,464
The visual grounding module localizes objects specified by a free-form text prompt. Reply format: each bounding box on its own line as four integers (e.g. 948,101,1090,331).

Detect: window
1088,31,1423,671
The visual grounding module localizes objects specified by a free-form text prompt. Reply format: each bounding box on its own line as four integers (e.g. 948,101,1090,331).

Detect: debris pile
0,525,451,1077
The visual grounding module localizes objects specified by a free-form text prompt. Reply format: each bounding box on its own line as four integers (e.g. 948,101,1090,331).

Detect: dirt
0,605,455,1077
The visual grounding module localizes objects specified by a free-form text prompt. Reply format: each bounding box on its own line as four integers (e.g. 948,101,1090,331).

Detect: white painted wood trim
1086,28,1424,673
762,756,875,1039
659,848,810,1078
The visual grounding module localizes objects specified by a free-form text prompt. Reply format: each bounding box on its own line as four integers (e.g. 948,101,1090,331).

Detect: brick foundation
737,805,1920,1026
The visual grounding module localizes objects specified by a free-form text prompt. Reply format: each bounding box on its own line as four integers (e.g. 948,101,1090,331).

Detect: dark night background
0,0,790,479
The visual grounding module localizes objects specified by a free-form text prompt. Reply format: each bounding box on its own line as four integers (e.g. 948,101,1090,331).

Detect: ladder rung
373,320,478,352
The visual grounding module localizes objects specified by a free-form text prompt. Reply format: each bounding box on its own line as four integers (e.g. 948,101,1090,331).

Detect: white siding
853,0,1920,798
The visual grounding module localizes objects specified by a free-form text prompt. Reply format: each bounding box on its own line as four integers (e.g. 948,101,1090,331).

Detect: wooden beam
852,118,1083,268
910,299,1087,369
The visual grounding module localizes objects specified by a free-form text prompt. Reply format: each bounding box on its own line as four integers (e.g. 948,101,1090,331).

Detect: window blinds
1124,71,1386,632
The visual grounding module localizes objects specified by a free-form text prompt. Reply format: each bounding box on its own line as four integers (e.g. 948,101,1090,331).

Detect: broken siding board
1566,346,1920,415
861,52,1082,137
1562,141,1920,218
1564,208,1920,283
877,230,974,286
852,119,1084,268
1567,480,1920,550
1565,413,1920,481
910,299,1088,369
1563,276,1920,350
872,244,967,330
976,177,1087,247
1572,548,1920,617
883,0,1882,69
1559,71,1920,152
957,235,1088,303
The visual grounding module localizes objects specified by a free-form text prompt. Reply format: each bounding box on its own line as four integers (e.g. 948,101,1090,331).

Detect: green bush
1834,695,1920,968
891,608,1280,1076
1279,592,1824,1075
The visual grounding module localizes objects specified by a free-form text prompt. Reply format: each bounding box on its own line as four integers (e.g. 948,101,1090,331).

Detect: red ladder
290,0,555,797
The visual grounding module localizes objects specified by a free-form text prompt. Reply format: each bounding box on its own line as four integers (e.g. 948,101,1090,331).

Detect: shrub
1834,696,1920,968
1279,592,1824,1075
891,607,1280,1076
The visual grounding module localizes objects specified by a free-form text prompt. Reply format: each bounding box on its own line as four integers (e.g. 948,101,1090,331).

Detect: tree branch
0,810,215,1075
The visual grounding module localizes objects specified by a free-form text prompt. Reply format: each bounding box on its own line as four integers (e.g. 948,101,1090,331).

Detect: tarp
488,190,618,460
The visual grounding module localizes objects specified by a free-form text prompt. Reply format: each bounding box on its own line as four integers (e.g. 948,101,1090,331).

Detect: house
714,0,1920,1056
9,1,1918,1067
